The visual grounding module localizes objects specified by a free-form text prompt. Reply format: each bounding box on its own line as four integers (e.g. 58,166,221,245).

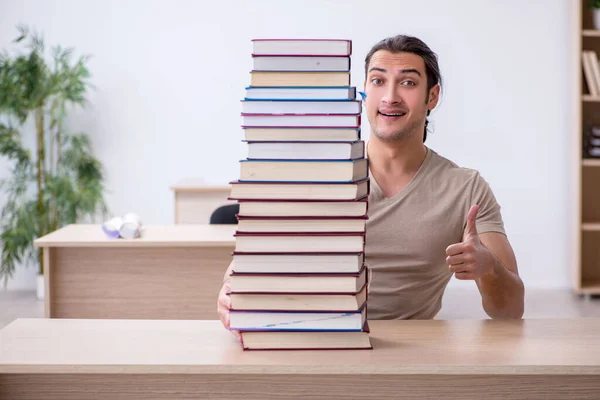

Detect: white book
231,253,364,274
246,141,364,160
229,308,366,331
243,127,360,142
241,114,360,128
237,200,367,217
229,264,367,293
241,100,361,115
252,39,351,56
236,217,366,233
230,287,367,312
253,56,350,71
244,86,356,100
228,179,370,200
239,159,368,182
233,233,365,253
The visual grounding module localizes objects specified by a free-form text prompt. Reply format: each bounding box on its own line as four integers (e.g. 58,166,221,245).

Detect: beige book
239,159,368,183
228,179,370,200
230,283,367,311
244,127,360,142
250,71,350,87
247,141,364,160
238,200,367,217
229,265,367,293
231,253,364,274
233,232,365,253
240,329,372,350
583,51,599,96
236,217,366,233
590,51,600,97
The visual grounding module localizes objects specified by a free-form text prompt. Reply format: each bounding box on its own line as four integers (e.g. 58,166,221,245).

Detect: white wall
0,0,573,290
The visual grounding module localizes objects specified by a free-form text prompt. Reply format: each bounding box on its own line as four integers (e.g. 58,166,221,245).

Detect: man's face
363,50,439,143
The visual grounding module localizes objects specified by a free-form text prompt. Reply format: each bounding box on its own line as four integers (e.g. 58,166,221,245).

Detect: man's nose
382,83,401,104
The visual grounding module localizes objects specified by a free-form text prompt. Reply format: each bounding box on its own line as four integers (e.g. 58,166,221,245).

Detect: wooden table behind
1,318,599,399
34,224,236,320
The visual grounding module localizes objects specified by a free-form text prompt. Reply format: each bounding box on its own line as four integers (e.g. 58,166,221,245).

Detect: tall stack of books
228,39,372,351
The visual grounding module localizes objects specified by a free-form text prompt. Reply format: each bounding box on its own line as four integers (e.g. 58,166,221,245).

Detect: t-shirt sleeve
467,172,506,235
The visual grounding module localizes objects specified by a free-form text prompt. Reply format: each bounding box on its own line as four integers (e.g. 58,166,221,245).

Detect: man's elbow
485,302,524,319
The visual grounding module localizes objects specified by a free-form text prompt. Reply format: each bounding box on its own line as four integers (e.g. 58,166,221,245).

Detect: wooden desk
33,224,236,320
170,179,234,224
1,318,599,399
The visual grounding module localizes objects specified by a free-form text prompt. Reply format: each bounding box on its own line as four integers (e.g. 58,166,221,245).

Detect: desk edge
1,364,599,375
33,241,235,248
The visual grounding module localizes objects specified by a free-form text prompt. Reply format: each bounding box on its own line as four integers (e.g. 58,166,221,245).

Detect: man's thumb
465,204,479,238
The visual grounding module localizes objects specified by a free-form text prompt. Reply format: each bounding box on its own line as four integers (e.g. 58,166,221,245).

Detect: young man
218,35,524,341
360,35,524,320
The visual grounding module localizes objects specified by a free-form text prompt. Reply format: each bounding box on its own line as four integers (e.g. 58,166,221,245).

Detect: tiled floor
1,287,599,329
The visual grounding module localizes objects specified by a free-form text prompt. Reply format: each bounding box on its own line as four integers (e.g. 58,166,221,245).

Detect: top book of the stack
252,39,352,57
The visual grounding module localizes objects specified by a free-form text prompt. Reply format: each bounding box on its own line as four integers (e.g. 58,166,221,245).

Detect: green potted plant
591,0,600,30
0,25,109,297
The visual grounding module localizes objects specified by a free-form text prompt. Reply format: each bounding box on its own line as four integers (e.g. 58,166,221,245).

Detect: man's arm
476,232,524,319
217,260,243,342
446,204,524,319
223,260,234,282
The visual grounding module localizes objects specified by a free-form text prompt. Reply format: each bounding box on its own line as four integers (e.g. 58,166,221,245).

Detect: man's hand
445,204,495,280
445,204,524,319
217,278,243,343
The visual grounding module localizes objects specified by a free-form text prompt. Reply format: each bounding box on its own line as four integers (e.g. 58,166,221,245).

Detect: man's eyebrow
368,67,422,76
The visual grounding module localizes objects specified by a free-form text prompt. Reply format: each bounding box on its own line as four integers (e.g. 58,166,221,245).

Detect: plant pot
36,274,44,300
594,9,600,30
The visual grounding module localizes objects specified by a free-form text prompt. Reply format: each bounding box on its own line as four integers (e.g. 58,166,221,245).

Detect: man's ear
428,84,440,110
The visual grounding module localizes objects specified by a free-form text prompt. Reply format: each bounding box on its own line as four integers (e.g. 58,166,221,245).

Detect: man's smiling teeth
379,111,406,117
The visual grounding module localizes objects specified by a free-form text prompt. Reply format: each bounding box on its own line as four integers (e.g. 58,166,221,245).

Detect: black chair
209,203,239,224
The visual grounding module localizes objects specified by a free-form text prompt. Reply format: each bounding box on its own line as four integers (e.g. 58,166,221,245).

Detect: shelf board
582,95,600,102
582,159,600,166
583,30,600,37
579,281,600,294
582,222,600,231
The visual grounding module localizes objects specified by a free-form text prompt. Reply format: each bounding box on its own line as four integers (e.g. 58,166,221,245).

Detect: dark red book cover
233,194,369,203
236,215,368,220
230,263,366,278
234,231,365,237
231,251,364,256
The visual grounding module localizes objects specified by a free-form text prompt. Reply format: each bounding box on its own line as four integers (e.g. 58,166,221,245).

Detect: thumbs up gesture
445,204,494,280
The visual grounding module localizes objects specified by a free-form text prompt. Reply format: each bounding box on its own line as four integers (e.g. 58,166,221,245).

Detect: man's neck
367,136,427,178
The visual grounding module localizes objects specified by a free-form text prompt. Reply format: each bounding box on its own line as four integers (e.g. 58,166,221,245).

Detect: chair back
209,203,239,224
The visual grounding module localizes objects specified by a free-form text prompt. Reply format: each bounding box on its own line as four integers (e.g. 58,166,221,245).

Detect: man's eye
402,80,416,86
371,78,383,85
